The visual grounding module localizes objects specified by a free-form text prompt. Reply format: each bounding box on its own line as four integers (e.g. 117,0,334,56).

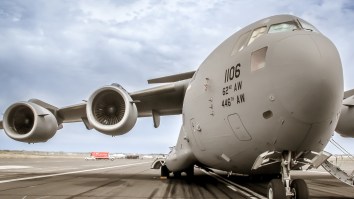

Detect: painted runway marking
0,162,150,184
0,166,32,170
38,167,79,172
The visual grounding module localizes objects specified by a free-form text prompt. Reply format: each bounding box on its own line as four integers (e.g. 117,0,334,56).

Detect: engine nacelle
335,95,354,137
336,104,354,137
3,102,58,143
86,84,138,136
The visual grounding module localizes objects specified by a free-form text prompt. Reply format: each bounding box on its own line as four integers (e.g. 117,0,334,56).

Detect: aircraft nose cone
270,34,343,123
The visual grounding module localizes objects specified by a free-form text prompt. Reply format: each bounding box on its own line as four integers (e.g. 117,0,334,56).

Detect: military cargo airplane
1,15,354,199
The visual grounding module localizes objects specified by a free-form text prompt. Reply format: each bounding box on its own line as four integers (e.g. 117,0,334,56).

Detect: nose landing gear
253,150,331,199
267,179,286,199
281,151,309,198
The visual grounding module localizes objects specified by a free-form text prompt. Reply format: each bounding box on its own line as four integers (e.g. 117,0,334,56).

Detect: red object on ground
91,152,110,159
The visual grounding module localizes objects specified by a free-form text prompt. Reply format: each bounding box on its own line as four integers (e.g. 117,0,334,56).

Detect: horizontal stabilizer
148,71,195,84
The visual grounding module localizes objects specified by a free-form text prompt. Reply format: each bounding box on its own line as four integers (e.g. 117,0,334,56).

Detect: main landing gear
267,178,308,199
160,165,194,178
161,165,170,178
266,151,308,199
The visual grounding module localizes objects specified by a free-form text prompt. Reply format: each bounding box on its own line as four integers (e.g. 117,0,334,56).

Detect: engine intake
86,84,138,136
3,102,58,143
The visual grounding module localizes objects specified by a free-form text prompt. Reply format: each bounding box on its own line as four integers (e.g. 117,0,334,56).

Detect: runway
0,158,353,199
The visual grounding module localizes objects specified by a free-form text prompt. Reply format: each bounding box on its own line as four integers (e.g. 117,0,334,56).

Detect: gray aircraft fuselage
166,15,343,174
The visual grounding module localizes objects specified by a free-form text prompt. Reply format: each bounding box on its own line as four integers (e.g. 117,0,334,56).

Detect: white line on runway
0,162,150,184
37,167,79,172
0,166,32,170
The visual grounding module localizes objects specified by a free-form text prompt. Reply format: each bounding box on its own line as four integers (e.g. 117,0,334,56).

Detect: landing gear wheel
173,171,181,178
267,179,286,199
185,166,194,177
161,165,170,178
290,179,309,199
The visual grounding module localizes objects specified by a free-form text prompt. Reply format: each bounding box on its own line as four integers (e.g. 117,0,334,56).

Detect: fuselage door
227,113,252,141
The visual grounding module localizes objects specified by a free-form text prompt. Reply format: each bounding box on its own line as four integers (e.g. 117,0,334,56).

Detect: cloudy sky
0,0,353,154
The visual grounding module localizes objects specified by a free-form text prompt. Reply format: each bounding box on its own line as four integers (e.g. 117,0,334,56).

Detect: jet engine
335,94,354,137
3,102,58,143
336,106,354,137
86,84,138,136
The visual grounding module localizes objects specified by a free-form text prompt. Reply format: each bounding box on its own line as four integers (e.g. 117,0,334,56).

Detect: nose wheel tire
267,179,286,199
290,179,309,199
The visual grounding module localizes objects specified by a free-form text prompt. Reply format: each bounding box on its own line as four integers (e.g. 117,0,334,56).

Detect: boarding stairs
320,139,354,187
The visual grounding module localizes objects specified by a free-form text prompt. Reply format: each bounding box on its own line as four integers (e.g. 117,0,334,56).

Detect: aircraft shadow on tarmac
17,172,353,199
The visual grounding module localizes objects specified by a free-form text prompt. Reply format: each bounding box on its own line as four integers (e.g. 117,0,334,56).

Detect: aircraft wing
147,71,195,84
55,79,189,123
57,70,193,121
0,72,191,142
131,80,189,117
344,88,354,99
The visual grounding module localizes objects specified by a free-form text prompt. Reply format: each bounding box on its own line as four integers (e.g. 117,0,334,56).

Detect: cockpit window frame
297,19,319,32
231,30,252,55
248,26,267,46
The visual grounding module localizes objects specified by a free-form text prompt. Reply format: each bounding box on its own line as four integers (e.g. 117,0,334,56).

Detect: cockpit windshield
232,18,319,53
268,21,299,33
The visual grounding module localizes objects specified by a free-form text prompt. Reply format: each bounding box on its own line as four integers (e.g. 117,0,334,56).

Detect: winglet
148,71,195,84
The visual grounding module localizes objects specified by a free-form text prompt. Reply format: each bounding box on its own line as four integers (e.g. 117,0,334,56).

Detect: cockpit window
248,26,267,45
231,31,251,55
268,21,299,33
298,19,319,32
